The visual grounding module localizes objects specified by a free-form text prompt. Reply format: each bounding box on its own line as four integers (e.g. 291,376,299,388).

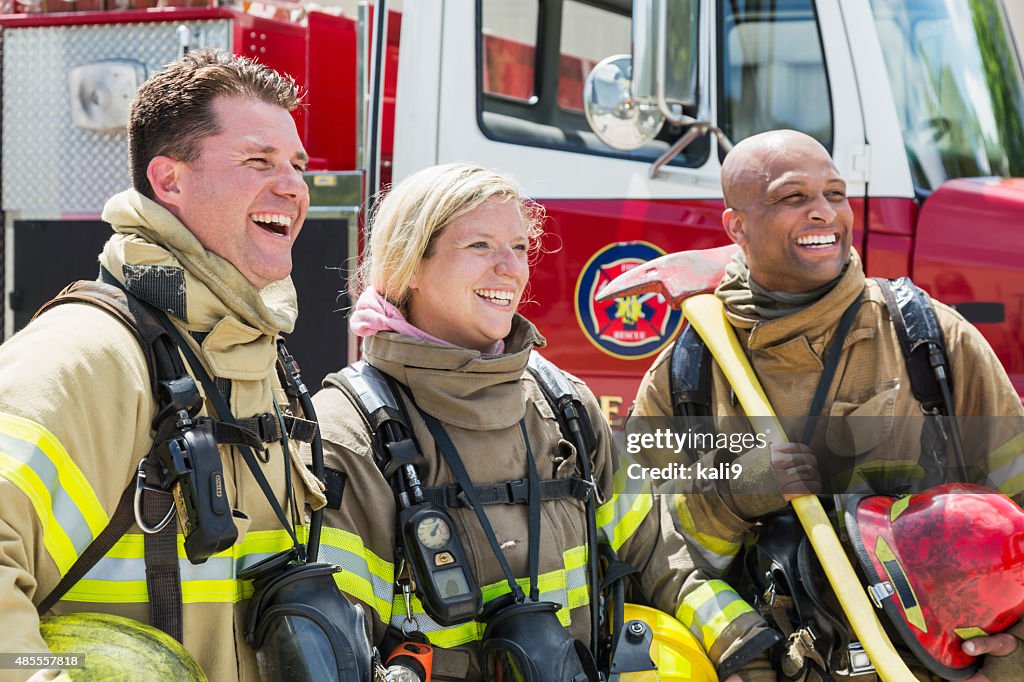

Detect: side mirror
583,55,665,150
633,0,699,110
584,0,700,152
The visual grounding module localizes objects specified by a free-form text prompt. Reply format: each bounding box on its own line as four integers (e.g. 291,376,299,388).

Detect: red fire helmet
846,483,1024,679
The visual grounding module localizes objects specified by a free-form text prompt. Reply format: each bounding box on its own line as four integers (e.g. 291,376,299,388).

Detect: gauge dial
416,515,452,550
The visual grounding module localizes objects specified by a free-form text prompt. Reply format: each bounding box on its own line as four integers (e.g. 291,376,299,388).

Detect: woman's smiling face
406,198,530,352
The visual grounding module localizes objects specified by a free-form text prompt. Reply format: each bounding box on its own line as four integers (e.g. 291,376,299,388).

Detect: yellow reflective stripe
985,434,1024,496
318,526,394,620
0,450,75,574
597,492,653,551
0,413,108,574
391,547,586,648
563,545,589,610
64,578,255,604
995,471,1024,498
673,494,741,572
987,433,1024,471
830,460,924,492
674,579,755,652
61,529,298,604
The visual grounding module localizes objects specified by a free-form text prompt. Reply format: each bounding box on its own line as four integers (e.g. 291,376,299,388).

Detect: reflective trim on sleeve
830,460,925,494
673,494,741,573
61,529,298,604
0,412,108,575
317,525,395,622
984,433,1024,497
596,467,653,551
674,579,755,653
389,546,589,648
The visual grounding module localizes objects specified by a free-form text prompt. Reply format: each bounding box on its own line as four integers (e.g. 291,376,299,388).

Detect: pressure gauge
416,515,452,549
400,504,481,625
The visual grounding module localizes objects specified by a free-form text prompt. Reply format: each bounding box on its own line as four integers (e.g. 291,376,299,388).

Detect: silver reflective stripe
986,455,1024,495
342,362,399,413
565,559,587,594
317,542,394,609
528,352,576,400
0,431,93,555
82,552,280,582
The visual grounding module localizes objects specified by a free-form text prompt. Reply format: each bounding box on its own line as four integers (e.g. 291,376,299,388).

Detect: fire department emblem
575,242,683,359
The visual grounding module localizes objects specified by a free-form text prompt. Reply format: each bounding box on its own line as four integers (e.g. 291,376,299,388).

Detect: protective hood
846,483,1024,679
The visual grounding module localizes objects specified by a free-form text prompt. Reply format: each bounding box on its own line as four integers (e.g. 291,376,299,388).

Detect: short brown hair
128,49,301,199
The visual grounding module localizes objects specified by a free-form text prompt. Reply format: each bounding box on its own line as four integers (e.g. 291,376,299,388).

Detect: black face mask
243,549,375,682
481,599,599,682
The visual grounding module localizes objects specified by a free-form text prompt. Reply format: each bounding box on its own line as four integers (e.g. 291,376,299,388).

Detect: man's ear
722,208,748,247
147,156,183,207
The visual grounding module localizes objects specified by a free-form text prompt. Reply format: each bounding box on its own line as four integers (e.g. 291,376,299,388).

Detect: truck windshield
870,0,1024,191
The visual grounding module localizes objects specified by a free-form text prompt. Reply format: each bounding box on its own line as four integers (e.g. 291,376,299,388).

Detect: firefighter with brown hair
631,129,1024,681
304,162,769,681
0,50,329,680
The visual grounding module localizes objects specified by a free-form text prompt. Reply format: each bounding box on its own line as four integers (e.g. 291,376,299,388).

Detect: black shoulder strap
671,282,954,417
35,279,188,403
33,276,186,641
526,351,599,457
525,350,602,656
331,362,427,479
669,323,713,418
875,277,950,413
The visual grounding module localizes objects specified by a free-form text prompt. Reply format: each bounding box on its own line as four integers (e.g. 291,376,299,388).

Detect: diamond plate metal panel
2,20,231,218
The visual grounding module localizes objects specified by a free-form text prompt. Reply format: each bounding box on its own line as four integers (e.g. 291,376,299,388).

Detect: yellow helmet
620,604,718,682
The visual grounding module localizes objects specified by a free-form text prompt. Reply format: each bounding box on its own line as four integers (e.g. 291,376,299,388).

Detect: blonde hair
358,162,545,309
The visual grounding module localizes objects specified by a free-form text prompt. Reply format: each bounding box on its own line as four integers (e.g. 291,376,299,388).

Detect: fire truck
1,0,1022,425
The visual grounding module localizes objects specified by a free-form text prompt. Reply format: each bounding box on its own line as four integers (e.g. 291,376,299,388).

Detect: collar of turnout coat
721,250,866,352
362,315,546,431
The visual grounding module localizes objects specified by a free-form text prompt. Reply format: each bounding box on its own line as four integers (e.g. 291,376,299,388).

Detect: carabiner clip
400,580,421,637
134,457,175,534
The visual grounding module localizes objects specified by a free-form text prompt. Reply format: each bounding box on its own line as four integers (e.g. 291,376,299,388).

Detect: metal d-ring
134,458,175,534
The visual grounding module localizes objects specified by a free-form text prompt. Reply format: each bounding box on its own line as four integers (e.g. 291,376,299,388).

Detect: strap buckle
504,478,529,504
867,581,895,608
257,412,279,441
846,642,875,675
572,476,596,503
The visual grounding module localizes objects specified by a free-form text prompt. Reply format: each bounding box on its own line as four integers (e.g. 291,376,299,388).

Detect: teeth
795,234,837,246
250,213,292,227
476,289,515,305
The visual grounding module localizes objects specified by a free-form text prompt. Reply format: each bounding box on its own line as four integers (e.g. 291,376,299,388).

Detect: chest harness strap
35,272,324,640
417,407,541,604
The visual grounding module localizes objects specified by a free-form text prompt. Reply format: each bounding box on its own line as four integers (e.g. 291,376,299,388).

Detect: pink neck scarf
349,287,505,355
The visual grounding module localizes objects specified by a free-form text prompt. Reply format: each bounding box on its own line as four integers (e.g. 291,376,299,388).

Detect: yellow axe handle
679,294,915,682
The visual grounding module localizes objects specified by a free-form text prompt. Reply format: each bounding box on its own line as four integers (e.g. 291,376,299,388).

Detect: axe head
596,244,740,308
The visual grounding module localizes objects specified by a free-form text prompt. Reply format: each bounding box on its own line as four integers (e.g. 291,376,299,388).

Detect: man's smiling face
155,96,310,289
722,131,854,293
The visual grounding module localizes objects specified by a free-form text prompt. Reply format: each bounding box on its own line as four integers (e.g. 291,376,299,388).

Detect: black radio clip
135,373,237,564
